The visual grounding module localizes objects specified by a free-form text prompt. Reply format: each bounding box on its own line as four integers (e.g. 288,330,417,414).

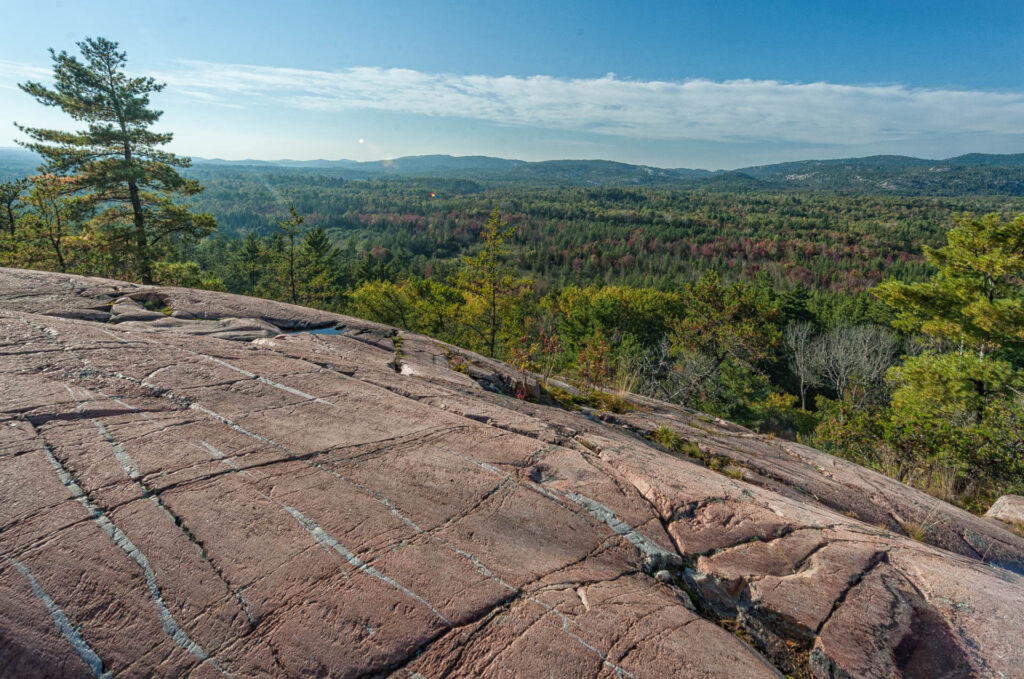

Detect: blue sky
1,0,1022,168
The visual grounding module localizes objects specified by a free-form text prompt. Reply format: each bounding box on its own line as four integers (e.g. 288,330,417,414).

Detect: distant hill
4,147,1024,195
736,155,931,179
732,155,1024,195
944,153,1024,167
0,147,39,180
464,159,712,186
190,154,705,186
699,170,765,190
197,154,526,174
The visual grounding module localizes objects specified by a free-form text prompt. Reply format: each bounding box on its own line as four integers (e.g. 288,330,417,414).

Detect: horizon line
3,146,1022,174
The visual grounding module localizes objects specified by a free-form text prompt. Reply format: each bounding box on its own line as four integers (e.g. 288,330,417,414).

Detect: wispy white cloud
0,59,51,83
151,61,1024,146
7,57,1024,148
171,88,244,109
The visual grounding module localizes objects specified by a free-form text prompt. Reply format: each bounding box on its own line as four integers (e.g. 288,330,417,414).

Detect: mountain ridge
186,151,1024,174
7,145,1024,173
5,146,1024,194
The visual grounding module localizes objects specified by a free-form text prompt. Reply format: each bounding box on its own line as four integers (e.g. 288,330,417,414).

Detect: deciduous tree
784,321,817,410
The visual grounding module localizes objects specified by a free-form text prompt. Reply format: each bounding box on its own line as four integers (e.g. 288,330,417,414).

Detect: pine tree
875,213,1024,358
21,175,82,272
672,270,780,370
236,231,265,294
16,37,215,283
458,209,530,358
298,226,342,308
276,205,305,304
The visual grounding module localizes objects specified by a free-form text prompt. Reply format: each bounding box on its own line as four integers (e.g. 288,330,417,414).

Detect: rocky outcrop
1,267,1023,678
986,494,1024,527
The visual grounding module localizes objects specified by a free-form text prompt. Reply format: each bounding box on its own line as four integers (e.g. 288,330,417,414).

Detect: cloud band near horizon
6,58,1024,148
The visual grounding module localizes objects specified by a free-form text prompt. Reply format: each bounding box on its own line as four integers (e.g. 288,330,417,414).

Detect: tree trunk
288,237,297,303
115,80,151,284
49,196,66,273
127,179,151,283
488,286,497,358
51,232,66,272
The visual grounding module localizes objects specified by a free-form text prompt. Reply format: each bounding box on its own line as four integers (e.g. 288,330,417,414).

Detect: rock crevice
1,268,1023,678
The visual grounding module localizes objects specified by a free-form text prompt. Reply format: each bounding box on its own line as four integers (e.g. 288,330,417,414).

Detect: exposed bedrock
1,267,1022,678
986,495,1024,527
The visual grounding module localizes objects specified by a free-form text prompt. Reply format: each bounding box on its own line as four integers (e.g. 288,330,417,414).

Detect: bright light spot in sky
358,138,364,144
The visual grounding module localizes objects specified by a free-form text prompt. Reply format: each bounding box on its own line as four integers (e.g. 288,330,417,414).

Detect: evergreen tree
355,248,395,284
21,175,81,272
458,209,530,358
875,213,1024,358
813,212,1024,508
16,37,215,283
672,270,781,371
298,226,342,308
778,284,814,325
276,205,304,303
236,231,265,294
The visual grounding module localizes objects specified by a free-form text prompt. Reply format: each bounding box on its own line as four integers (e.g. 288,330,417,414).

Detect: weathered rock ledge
986,495,1024,528
1,267,1022,678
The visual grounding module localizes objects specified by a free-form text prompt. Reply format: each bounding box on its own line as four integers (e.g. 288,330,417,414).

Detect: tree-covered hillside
179,168,1023,291
7,146,1024,193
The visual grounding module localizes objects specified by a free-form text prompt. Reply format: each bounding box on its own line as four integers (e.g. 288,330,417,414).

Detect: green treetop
458,209,531,358
672,269,781,370
875,213,1024,358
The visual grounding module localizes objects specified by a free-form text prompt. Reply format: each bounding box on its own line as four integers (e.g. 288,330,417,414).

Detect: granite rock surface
1,267,1023,678
985,494,1024,527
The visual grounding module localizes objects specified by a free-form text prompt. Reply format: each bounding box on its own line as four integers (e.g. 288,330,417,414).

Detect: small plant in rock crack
721,464,744,480
444,348,470,375
900,521,929,542
591,389,634,414
654,426,748,480
543,384,581,410
511,378,535,401
391,333,405,371
653,426,702,459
